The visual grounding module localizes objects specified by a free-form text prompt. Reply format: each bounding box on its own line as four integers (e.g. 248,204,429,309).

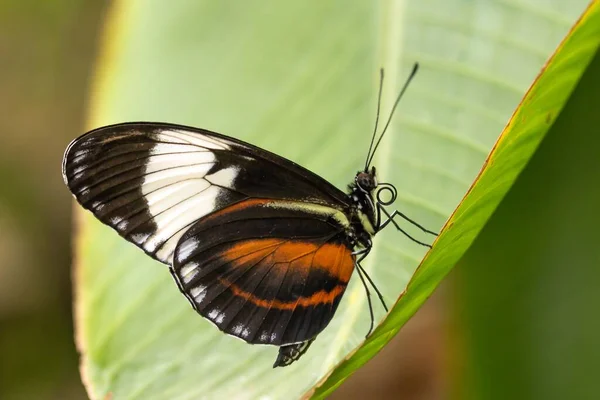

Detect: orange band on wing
223,238,285,261
313,241,354,283
222,239,355,282
218,277,346,310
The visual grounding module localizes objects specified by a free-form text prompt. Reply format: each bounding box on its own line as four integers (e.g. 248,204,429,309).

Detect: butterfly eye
356,172,376,191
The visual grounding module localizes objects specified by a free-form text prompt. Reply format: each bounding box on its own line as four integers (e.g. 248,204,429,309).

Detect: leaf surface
73,1,596,399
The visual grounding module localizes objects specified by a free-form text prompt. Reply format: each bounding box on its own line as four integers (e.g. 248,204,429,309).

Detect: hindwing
172,198,356,345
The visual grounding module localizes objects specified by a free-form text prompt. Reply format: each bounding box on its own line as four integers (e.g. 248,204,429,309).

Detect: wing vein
76,161,215,193
71,149,210,176
122,183,213,235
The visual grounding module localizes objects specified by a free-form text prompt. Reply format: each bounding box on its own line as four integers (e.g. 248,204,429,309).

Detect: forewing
172,198,355,346
62,122,349,264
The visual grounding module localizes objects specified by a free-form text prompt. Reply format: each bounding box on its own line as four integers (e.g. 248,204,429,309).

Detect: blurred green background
0,1,598,399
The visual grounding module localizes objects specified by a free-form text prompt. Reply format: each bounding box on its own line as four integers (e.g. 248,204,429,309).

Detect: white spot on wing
180,261,200,284
144,180,207,207
177,238,200,264
139,142,225,262
190,285,207,303
109,216,122,225
183,270,198,284
143,153,215,177
190,285,205,297
131,232,150,244
232,323,244,335
144,185,221,253
208,309,219,319
155,239,178,263
205,166,239,188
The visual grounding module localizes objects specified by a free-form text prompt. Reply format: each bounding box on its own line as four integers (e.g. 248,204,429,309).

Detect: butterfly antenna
364,68,385,171
366,63,419,169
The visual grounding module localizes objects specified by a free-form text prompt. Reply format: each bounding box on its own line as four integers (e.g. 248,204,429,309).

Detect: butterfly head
350,165,398,241
355,167,378,193
354,166,397,206
349,167,380,240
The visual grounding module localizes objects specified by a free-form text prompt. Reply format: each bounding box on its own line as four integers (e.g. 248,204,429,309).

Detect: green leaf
454,48,600,400
73,1,597,399
311,1,600,398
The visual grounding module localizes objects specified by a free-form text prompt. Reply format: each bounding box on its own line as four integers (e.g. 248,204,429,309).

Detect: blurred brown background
1,1,598,400
0,1,106,398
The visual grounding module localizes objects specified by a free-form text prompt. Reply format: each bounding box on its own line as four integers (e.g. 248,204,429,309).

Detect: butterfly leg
355,264,375,338
352,245,371,262
378,206,436,248
353,245,389,338
353,245,388,309
356,261,388,312
379,205,438,235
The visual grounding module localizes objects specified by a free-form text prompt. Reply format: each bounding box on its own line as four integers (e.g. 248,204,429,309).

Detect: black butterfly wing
62,122,350,265
171,197,356,346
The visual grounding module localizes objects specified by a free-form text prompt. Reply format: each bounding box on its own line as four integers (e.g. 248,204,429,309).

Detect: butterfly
62,63,436,367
